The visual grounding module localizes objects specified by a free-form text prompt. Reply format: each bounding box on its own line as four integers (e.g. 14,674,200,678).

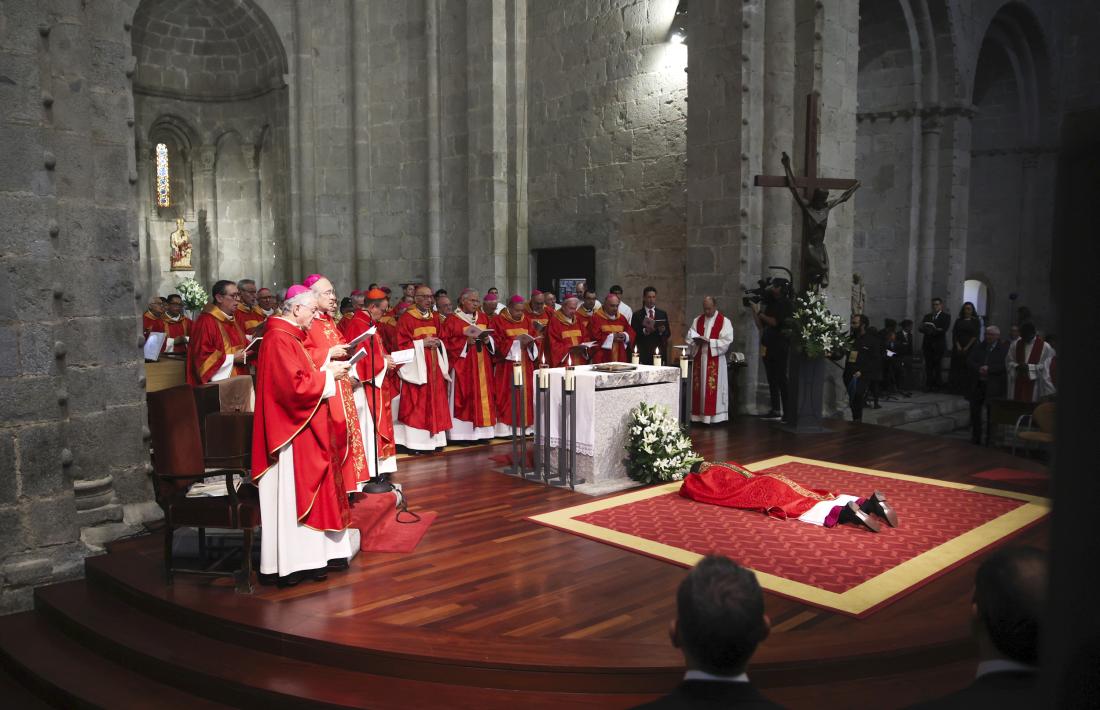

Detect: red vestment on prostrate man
491,309,539,435
341,308,398,476
396,307,452,451
186,303,250,385
441,308,498,441
681,460,836,520
546,309,586,366
251,315,355,577
303,313,370,491
586,308,635,364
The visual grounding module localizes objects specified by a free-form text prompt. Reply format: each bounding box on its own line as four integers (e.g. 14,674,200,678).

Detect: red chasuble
441,310,497,429
235,304,267,337
163,314,192,342
142,310,165,339
303,314,368,489
341,311,397,461
491,310,537,426
251,317,350,532
1012,336,1046,402
680,461,835,520
691,312,726,418
396,308,452,436
186,304,250,385
547,309,586,366
586,309,635,364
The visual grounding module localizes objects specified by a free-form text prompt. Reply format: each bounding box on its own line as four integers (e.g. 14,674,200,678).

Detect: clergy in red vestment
302,274,370,492
142,296,167,340
341,288,399,479
547,296,590,365
491,295,540,436
441,289,498,442
576,288,600,330
586,293,635,364
186,280,251,385
162,294,192,354
525,290,551,347
234,279,267,337
252,285,358,585
687,296,735,424
395,284,452,451
681,460,897,532
257,287,277,318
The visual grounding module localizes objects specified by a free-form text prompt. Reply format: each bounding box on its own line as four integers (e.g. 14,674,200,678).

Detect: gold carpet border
529,455,1050,616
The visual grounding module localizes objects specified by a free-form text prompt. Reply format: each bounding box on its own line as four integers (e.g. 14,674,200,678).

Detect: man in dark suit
633,556,783,709
908,546,1044,709
920,297,951,391
631,286,671,366
966,324,1009,445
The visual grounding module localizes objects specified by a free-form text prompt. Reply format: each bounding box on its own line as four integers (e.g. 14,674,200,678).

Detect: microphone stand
362,324,393,495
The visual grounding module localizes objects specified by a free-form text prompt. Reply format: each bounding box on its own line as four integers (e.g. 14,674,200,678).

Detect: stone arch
966,2,1054,331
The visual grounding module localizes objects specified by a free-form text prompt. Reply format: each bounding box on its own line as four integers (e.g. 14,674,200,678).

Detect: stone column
242,142,264,284
426,0,444,288
194,145,219,287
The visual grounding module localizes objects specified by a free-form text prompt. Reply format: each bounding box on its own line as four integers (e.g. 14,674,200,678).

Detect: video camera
742,267,793,307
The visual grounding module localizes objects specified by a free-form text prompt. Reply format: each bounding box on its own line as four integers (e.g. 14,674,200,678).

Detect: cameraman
749,278,793,421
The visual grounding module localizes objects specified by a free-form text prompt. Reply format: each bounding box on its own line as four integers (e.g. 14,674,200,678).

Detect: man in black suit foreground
633,556,783,709
631,286,670,365
909,546,1044,709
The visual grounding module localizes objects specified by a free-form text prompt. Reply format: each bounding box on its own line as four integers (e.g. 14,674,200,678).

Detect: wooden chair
989,398,1036,448
146,385,258,593
1013,401,1055,457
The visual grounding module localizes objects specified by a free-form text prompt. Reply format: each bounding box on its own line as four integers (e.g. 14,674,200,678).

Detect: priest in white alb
1005,321,1056,402
251,285,358,587
687,296,735,424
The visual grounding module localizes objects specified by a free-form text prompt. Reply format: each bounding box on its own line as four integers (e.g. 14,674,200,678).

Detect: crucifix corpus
754,92,860,292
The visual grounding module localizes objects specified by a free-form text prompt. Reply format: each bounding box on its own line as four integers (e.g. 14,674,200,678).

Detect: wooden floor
0,417,1049,709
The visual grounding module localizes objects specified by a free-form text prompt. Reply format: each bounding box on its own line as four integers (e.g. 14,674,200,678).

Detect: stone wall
0,1,157,614
526,0,688,336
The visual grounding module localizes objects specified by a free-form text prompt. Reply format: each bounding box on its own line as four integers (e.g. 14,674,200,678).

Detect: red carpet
530,456,1050,617
970,467,1049,489
350,493,436,554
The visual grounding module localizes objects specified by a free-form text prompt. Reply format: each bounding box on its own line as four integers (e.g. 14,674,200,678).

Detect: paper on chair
143,332,166,361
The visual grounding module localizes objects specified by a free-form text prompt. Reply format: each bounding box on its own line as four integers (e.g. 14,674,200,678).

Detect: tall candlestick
680,357,689,379
539,364,549,389
654,347,662,367
631,344,639,365
512,361,523,386
565,365,576,392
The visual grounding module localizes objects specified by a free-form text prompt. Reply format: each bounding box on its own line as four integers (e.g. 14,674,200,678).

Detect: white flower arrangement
625,402,702,484
177,277,209,311
786,289,848,359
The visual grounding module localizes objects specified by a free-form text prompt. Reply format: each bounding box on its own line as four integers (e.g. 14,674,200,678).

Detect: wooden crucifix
754,92,860,292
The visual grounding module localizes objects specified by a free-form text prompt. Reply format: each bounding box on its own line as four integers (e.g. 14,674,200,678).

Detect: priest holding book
547,295,590,365
442,289,498,442
251,285,357,587
186,280,251,385
341,288,399,480
687,296,735,424
586,293,635,364
395,285,452,452
491,294,540,436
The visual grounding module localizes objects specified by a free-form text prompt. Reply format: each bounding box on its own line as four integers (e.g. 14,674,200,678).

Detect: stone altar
538,364,680,496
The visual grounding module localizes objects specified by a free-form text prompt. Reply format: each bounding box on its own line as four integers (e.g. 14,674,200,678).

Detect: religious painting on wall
170,217,193,271
557,277,587,302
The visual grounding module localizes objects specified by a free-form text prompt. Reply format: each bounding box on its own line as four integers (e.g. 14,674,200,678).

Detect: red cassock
396,308,452,436
251,317,350,532
586,310,635,364
235,304,267,338
341,311,397,461
142,311,165,340
440,310,497,429
303,314,369,490
491,310,538,426
680,461,835,520
186,304,250,385
546,310,586,366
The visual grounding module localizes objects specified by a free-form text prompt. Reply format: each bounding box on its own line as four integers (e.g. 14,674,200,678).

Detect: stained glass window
155,142,170,208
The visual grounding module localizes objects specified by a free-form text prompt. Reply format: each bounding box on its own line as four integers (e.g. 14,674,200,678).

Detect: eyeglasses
223,292,241,300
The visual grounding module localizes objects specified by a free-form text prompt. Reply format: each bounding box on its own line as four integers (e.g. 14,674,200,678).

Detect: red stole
491,310,537,426
251,317,349,532
691,312,725,417
341,311,397,461
680,460,835,520
304,314,367,490
396,308,452,435
1013,336,1045,401
441,310,497,428
186,304,249,385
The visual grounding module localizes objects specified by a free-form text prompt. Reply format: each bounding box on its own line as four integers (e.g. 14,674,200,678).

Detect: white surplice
686,312,735,424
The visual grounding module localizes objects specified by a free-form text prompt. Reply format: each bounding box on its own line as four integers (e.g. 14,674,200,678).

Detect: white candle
630,345,639,365
512,362,523,386
539,364,549,389
565,366,575,392
654,348,662,367
680,357,689,379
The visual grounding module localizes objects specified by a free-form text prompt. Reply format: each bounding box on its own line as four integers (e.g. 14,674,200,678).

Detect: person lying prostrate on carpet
631,555,783,709
680,460,898,532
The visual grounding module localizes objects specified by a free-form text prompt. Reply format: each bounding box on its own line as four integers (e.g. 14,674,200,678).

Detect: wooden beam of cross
753,91,860,291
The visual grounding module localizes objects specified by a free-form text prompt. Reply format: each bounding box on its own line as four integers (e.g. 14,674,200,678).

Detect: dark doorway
534,246,596,301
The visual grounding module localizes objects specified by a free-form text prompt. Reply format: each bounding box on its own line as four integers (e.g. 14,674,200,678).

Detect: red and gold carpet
529,455,1050,617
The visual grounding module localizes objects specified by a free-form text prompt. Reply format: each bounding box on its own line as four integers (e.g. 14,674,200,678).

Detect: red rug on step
350,493,436,554
970,467,1049,487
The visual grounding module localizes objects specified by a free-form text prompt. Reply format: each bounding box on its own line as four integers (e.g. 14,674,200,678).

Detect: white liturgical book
391,348,415,365
143,332,166,361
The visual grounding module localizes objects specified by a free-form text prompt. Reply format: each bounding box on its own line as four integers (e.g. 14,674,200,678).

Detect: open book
243,336,263,353
347,347,369,366
346,328,375,349
463,324,494,339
